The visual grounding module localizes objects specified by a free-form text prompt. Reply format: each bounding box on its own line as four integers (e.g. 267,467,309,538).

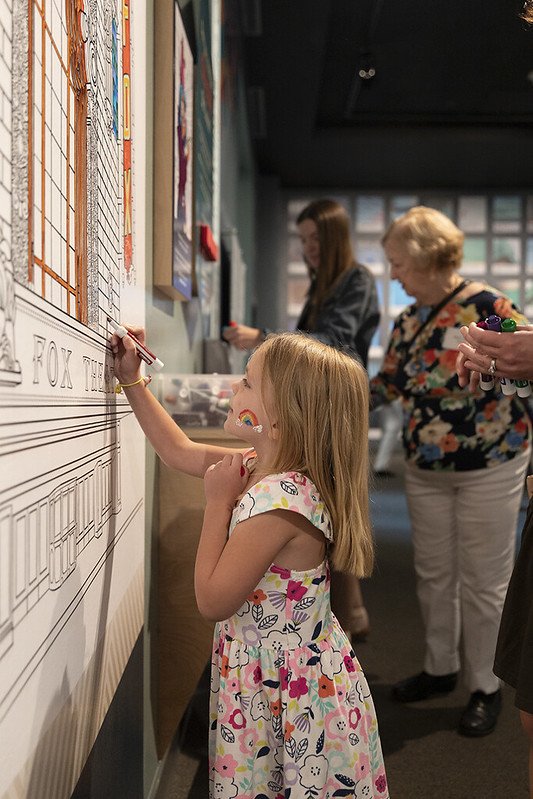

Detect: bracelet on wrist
115,375,152,394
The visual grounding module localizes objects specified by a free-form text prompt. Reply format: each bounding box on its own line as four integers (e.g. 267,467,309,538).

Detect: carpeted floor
156,449,530,799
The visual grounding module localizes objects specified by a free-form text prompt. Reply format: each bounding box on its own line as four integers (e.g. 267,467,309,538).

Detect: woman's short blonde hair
382,205,464,271
257,332,373,577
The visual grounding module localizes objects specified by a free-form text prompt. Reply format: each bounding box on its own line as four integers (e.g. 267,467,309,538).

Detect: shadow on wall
25,563,85,799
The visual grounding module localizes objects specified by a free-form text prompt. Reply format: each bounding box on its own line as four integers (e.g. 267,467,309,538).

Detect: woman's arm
311,267,379,352
111,325,244,476
456,349,481,392
222,323,264,351
369,320,404,409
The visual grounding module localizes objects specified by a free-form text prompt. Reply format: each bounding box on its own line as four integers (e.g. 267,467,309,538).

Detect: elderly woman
371,206,531,737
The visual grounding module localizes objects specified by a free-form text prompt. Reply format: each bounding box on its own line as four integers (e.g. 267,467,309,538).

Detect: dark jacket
297,265,380,367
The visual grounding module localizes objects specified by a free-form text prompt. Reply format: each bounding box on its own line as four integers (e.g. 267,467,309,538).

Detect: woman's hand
456,349,481,392
457,322,533,383
204,453,249,512
222,323,263,350
110,324,144,384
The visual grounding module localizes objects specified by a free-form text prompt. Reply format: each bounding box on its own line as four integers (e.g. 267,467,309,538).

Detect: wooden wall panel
157,431,242,757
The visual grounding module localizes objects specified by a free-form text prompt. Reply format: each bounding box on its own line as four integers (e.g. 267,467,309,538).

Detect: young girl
112,328,389,799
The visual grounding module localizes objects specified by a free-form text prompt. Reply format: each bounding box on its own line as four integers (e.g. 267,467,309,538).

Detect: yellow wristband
115,375,152,394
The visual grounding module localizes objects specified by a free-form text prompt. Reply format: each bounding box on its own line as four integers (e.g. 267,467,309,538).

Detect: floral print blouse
370,287,531,471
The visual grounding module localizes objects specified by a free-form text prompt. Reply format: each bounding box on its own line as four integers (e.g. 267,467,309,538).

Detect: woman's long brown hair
296,199,356,330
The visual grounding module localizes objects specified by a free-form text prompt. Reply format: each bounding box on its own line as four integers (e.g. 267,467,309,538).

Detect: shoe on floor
349,607,370,643
392,670,458,702
458,689,501,737
350,625,370,644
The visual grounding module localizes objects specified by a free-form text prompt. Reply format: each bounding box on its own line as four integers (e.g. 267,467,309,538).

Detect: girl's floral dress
370,288,531,470
209,470,389,799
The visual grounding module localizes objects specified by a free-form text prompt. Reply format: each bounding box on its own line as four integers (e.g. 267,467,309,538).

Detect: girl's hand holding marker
108,318,164,393
457,318,533,395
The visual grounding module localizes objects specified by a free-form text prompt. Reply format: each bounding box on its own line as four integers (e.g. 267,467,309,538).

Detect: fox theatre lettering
32,334,114,393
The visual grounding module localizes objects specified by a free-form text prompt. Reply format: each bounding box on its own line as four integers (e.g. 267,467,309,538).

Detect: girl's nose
231,379,240,394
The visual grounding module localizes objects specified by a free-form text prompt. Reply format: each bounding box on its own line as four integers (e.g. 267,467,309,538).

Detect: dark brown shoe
458,690,501,737
392,670,458,702
349,607,370,643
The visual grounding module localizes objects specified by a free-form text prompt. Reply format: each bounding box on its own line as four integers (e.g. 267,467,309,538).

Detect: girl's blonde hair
296,199,356,329
382,205,464,272
258,332,373,577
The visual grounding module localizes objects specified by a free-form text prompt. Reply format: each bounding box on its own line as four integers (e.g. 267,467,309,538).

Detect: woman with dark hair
224,198,381,642
223,199,379,365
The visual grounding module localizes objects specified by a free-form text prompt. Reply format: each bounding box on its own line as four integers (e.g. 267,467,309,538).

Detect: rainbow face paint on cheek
235,408,263,433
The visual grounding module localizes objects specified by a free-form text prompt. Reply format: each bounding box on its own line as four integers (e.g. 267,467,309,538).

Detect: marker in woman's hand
477,320,494,391
500,319,517,396
108,317,164,371
500,318,532,398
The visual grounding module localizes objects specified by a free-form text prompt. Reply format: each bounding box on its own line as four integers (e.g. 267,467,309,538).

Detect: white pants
404,448,530,694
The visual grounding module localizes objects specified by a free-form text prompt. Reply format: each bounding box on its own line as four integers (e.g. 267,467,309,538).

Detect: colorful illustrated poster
195,0,218,335
172,5,194,300
0,2,145,796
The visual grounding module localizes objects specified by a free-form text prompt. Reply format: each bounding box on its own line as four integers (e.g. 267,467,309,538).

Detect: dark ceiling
240,0,533,189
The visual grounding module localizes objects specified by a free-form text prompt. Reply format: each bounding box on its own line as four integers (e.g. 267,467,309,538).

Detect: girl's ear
269,421,280,440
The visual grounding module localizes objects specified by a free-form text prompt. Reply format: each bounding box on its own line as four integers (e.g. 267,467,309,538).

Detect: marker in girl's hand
108,317,164,371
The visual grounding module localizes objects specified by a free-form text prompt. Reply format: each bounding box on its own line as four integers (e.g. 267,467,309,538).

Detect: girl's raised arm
111,325,245,477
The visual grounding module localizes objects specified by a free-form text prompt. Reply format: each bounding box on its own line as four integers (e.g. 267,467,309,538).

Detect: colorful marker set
477,316,531,397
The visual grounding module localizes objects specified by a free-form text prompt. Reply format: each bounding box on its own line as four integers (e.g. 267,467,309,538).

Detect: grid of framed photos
286,192,533,376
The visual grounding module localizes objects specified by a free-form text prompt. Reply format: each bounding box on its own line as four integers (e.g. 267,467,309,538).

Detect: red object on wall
199,224,219,261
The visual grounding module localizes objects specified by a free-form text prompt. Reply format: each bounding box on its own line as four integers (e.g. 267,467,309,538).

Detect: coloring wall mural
0,1,145,796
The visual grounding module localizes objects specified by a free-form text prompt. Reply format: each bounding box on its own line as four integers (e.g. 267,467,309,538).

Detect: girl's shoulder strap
234,471,333,541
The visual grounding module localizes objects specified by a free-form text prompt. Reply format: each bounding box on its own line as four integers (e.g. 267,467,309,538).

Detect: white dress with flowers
209,470,389,799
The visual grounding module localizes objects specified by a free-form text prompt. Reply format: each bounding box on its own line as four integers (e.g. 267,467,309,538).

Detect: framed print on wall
154,0,194,300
